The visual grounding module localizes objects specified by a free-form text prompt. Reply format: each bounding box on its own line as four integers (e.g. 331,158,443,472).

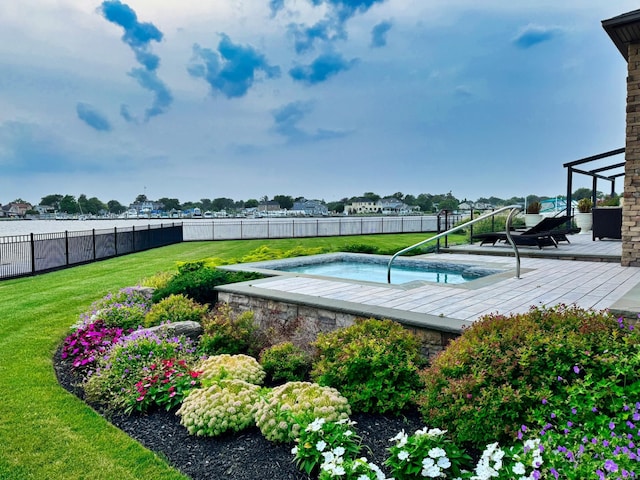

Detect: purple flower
610,422,616,430
542,398,548,405
573,365,580,374
571,408,577,415
604,459,619,472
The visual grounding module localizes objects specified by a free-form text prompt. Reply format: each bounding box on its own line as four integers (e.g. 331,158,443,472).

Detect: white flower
421,464,442,478
307,417,326,432
422,457,435,468
390,429,408,447
512,462,525,475
428,447,446,458
316,440,327,452
358,476,370,480
437,456,451,469
398,450,410,461
333,446,346,457
291,446,298,455
427,428,447,437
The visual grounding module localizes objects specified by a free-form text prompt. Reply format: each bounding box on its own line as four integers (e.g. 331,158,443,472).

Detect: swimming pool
235,253,504,285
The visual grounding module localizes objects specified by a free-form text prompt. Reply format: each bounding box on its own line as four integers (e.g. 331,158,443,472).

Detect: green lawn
0,233,459,480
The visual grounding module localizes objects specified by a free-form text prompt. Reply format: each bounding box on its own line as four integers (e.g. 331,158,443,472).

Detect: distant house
346,198,414,215
291,199,328,216
258,201,281,213
347,198,380,215
35,205,56,215
378,197,413,215
3,202,32,218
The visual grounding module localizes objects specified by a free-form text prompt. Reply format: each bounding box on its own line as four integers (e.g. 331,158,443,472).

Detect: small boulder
144,321,203,342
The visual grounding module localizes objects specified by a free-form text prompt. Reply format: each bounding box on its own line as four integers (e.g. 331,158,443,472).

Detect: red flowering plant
61,320,127,375
124,358,202,414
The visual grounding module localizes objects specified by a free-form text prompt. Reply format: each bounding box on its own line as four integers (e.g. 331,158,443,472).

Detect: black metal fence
0,223,183,280
0,214,462,281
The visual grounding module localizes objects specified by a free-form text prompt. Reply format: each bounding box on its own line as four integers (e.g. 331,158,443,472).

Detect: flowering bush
386,427,473,479
417,305,632,446
61,320,126,374
197,354,266,386
293,418,362,476
312,318,423,414
125,358,202,414
198,303,266,357
259,341,312,383
83,329,197,412
78,287,152,330
254,381,351,443
143,293,209,328
176,379,261,436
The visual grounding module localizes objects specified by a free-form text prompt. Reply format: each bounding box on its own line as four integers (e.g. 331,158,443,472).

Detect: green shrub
239,245,327,263
198,304,266,357
416,305,638,447
83,329,198,412
140,271,174,289
341,243,378,254
197,354,266,386
152,263,263,305
311,318,424,414
176,379,261,436
254,381,351,443
79,286,152,330
143,294,209,327
259,342,312,383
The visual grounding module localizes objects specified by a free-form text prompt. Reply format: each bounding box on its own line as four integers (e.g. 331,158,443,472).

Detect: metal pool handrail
387,205,523,283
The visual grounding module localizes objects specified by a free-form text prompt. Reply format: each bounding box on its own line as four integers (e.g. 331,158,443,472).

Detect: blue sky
0,1,636,206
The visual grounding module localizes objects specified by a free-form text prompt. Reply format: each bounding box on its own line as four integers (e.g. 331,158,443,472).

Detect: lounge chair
472,215,574,249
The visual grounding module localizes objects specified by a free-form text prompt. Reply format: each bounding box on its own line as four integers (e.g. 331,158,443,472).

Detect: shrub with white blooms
196,353,265,386
255,381,351,443
176,379,261,436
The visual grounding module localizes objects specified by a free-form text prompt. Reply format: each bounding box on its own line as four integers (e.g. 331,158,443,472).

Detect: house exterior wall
623,42,640,266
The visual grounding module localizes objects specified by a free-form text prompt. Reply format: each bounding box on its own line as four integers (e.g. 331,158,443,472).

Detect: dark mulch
53,347,426,480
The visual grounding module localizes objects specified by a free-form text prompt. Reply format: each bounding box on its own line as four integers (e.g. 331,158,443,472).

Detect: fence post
114,227,118,256
92,229,96,260
65,231,69,266
132,226,136,252
30,233,36,274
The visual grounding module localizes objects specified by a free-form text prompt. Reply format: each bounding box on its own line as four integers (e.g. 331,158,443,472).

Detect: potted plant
575,198,593,234
524,201,542,227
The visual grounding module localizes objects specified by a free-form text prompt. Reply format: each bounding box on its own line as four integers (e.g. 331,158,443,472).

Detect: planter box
592,207,622,240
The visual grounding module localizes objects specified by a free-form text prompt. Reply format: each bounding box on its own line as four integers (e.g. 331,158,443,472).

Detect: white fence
182,215,458,241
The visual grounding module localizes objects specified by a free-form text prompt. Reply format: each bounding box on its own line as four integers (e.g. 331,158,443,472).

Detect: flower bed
56,275,640,479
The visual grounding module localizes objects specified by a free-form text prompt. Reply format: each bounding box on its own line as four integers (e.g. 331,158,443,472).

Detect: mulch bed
53,346,426,480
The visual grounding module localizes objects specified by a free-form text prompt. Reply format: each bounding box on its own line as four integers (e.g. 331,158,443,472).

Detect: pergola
563,148,625,215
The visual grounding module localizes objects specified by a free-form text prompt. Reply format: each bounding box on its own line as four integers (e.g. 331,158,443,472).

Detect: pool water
276,260,485,285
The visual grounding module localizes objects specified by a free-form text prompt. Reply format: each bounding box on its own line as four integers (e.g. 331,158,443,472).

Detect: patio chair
472,215,574,249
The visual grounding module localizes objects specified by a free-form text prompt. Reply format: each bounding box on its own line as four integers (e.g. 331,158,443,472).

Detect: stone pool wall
217,290,460,359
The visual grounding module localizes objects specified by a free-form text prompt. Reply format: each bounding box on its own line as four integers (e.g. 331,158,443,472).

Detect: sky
0,1,637,206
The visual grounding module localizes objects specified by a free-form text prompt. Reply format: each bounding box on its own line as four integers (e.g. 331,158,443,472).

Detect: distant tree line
7,188,607,216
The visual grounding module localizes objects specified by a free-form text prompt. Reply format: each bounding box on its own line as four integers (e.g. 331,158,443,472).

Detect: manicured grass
0,233,456,480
